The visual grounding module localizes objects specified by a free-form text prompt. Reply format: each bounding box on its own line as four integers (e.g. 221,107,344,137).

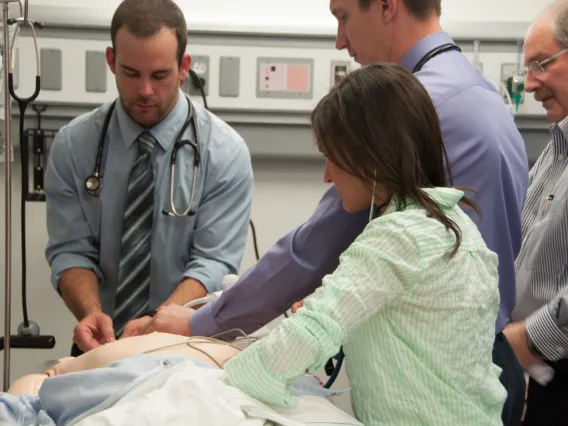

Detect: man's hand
121,316,154,339
73,312,115,352
291,300,304,314
503,321,540,371
161,278,207,307
142,304,195,337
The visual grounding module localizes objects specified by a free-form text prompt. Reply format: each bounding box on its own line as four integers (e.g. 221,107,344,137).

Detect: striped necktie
114,131,156,336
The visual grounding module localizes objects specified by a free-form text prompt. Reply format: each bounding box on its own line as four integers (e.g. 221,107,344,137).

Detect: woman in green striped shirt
224,63,507,425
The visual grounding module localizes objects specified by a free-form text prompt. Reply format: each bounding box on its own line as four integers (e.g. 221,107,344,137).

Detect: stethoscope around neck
411,42,462,73
84,94,201,217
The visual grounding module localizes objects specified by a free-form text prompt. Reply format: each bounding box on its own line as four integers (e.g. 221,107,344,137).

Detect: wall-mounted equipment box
330,60,351,88
85,51,107,93
40,48,63,91
256,57,314,100
219,56,240,97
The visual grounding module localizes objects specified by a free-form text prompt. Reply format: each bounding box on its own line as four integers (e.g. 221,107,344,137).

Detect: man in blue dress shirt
147,0,528,423
44,0,253,355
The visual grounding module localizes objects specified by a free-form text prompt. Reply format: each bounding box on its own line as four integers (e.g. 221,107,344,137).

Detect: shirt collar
400,31,456,72
550,116,568,155
383,187,465,215
552,116,568,140
115,88,189,151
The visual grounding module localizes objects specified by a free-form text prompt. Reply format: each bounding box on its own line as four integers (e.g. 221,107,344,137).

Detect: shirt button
558,153,565,161
556,346,565,355
163,359,170,366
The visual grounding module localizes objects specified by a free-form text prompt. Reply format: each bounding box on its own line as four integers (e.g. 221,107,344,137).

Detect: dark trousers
493,332,526,426
523,360,568,426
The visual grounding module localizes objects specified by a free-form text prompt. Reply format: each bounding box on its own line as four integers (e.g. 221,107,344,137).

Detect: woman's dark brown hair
311,63,479,257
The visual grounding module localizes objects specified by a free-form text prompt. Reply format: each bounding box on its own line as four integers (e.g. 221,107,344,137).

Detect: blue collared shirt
191,31,528,337
45,89,253,315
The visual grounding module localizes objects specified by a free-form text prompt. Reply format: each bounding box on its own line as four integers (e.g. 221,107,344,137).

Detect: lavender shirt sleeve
190,185,368,337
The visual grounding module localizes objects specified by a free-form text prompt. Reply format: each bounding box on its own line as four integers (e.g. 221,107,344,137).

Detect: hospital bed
1,275,363,426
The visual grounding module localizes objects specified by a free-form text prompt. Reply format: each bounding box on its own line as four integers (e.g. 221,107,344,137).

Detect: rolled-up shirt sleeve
224,221,420,407
44,127,103,291
526,286,568,361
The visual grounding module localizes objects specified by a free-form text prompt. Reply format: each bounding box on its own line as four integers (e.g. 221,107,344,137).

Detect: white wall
25,0,553,33
441,0,552,22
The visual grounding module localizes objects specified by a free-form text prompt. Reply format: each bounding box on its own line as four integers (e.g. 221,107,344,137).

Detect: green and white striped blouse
225,187,507,425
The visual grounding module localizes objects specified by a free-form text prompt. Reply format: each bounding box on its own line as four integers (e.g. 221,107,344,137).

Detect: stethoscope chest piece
85,174,102,196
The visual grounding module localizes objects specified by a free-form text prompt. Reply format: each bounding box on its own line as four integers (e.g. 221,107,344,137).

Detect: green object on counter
506,75,525,112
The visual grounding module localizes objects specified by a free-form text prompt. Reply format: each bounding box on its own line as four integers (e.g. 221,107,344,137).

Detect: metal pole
2,0,12,392
2,0,21,392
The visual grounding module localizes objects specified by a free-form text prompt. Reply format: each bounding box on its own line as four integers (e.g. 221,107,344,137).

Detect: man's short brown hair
110,0,188,66
359,0,442,20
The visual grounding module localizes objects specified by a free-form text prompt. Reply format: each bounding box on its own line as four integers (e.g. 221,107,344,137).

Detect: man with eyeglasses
503,1,568,424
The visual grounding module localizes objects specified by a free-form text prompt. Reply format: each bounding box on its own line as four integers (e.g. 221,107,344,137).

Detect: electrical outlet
500,63,525,106
184,55,210,96
330,60,351,88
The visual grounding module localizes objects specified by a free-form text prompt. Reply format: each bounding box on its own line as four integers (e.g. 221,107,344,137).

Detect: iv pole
2,0,22,393
1,0,53,391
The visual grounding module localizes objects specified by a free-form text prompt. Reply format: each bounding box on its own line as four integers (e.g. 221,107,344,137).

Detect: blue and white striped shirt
512,116,568,361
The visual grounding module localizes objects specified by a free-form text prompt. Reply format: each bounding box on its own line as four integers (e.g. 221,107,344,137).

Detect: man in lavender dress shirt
146,0,529,423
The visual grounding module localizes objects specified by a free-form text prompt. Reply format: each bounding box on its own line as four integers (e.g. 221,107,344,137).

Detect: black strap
412,43,462,73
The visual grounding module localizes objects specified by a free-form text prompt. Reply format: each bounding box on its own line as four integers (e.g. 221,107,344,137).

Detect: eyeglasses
521,48,568,76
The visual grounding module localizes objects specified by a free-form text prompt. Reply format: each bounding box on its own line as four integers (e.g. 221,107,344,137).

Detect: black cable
16,105,46,331
324,347,344,389
189,68,261,263
189,69,208,110
19,105,30,329
248,218,260,262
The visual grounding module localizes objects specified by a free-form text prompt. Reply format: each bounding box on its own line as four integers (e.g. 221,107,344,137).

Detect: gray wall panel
8,111,551,166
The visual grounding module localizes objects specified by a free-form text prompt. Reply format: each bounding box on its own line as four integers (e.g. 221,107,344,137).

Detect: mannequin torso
7,332,241,396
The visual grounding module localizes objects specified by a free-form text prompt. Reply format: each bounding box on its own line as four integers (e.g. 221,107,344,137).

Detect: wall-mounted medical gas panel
11,32,546,117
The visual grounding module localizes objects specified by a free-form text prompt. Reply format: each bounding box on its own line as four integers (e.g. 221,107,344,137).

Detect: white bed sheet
70,358,363,426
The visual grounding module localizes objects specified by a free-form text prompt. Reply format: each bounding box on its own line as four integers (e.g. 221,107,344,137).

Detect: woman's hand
291,300,304,314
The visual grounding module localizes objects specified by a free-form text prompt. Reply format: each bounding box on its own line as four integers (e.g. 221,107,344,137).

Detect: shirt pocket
547,197,567,217
526,198,567,276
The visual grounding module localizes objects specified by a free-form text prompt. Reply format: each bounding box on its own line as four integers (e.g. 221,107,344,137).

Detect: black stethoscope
323,42,462,390
412,42,462,73
84,95,201,217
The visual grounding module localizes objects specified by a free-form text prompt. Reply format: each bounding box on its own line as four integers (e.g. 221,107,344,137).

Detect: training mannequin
8,275,244,397
7,332,242,396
